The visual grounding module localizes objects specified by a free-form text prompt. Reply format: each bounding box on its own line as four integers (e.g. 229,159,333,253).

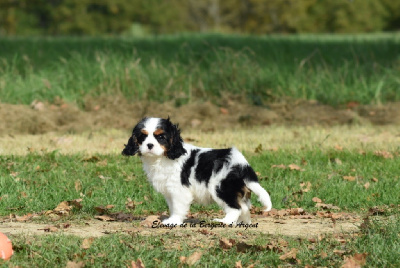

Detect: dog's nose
147,143,154,149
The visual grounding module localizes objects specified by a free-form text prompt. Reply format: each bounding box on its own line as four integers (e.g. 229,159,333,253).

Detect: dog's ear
122,118,146,156
122,136,139,156
166,118,187,160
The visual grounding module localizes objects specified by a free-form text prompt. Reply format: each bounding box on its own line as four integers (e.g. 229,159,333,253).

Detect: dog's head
122,117,187,160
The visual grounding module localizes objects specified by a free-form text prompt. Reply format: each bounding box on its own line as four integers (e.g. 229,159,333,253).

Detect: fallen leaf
185,251,202,266
220,107,229,115
289,208,304,215
363,182,370,189
279,248,298,260
130,258,145,268
81,237,95,249
94,215,115,221
74,180,82,192
341,253,367,268
371,177,378,182
235,260,243,268
288,164,301,171
140,215,160,227
335,158,343,165
300,181,312,192
220,238,235,249
312,197,322,203
335,145,343,151
65,261,85,268
343,176,356,181
272,164,286,169
320,251,328,258
53,201,73,215
374,151,393,159
125,198,136,210
15,213,34,222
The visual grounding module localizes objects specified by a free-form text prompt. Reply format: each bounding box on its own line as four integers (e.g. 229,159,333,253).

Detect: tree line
1,0,399,36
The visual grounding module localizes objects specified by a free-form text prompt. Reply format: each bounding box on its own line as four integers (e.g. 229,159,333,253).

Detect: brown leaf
288,164,301,171
219,238,235,249
272,164,286,169
94,215,115,221
300,181,312,192
65,261,85,268
235,260,243,268
140,215,160,227
15,213,34,222
363,182,370,189
130,258,145,268
81,237,95,249
69,199,83,210
374,151,393,159
371,177,378,182
53,201,73,215
343,176,356,181
320,251,328,258
279,248,298,260
289,208,304,215
312,197,322,203
341,253,367,268
125,198,136,210
220,107,229,115
185,251,202,266
335,145,343,151
75,180,82,192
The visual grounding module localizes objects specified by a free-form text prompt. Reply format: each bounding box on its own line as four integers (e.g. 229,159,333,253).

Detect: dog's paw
162,217,183,225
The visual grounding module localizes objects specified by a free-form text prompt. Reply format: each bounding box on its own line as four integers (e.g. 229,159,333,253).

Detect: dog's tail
245,181,272,211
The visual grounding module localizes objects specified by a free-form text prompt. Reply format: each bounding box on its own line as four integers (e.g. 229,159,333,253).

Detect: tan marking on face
154,129,164,135
141,130,148,135
161,145,168,155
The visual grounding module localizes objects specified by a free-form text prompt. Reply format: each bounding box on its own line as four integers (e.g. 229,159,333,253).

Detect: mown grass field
1,34,400,267
1,127,400,267
0,33,400,107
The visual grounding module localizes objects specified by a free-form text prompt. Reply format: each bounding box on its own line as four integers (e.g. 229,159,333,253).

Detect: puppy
122,117,272,225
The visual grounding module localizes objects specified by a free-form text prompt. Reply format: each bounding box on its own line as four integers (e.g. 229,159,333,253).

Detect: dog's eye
155,134,166,140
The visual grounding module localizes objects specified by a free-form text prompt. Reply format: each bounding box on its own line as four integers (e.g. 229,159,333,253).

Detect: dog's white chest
141,157,180,194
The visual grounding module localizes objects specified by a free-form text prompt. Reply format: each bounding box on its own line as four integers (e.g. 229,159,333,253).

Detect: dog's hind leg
213,206,241,225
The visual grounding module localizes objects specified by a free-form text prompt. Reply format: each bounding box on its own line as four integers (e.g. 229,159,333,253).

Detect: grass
0,127,399,266
1,147,399,216
1,33,400,107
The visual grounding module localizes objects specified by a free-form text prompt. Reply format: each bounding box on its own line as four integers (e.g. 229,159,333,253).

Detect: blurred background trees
0,0,399,36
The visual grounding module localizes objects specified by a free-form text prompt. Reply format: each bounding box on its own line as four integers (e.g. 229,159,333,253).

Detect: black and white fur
122,117,272,225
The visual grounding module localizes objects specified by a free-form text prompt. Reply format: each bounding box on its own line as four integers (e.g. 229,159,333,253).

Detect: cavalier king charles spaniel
122,117,272,225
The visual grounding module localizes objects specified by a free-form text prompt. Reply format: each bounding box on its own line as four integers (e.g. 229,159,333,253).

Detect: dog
122,117,272,225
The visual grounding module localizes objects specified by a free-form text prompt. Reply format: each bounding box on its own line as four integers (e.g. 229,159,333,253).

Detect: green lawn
1,148,399,267
1,34,399,107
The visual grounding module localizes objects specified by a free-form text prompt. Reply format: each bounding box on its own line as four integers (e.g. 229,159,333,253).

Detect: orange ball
0,232,13,261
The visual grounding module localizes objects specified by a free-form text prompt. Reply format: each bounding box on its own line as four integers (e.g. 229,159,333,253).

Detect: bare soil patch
2,97,400,136
0,213,360,239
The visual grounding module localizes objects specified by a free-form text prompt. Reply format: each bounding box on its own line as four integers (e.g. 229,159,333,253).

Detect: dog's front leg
162,193,193,225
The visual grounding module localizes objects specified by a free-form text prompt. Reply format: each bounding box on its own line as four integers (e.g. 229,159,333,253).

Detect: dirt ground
2,97,400,136
0,212,360,239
